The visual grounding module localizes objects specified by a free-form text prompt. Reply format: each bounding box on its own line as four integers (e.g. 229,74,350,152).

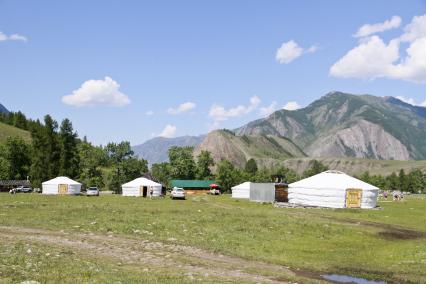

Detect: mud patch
377,228,426,240
315,215,426,240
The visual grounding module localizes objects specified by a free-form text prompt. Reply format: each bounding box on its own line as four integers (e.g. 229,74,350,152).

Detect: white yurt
288,170,379,209
42,176,82,195
121,177,162,197
231,182,252,199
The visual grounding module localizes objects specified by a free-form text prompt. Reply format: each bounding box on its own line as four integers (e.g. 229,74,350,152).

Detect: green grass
0,122,31,144
0,241,208,284
0,194,425,283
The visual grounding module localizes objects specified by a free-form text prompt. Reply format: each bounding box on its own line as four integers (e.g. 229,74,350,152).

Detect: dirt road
0,226,325,283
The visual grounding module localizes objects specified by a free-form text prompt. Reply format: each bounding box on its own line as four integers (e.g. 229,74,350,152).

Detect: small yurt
121,177,162,197
231,182,252,199
42,176,82,195
288,170,379,209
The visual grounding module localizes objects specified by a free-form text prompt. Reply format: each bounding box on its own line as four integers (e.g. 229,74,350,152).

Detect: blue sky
1,0,426,145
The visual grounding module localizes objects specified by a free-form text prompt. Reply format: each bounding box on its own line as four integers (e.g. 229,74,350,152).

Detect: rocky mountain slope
132,135,205,165
193,129,306,168
236,92,426,160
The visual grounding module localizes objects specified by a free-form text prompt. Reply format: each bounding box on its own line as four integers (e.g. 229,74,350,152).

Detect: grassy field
0,194,425,283
0,122,31,144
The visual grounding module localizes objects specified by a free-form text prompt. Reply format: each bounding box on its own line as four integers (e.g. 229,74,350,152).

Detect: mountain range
132,92,426,165
132,135,205,165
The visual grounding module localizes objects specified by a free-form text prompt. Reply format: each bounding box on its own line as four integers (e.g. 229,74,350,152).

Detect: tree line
0,112,148,192
1,111,425,194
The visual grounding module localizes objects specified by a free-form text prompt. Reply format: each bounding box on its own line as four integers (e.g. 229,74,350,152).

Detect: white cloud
209,96,260,122
159,124,177,138
167,101,196,114
354,16,401,38
145,110,154,116
400,14,426,42
330,14,426,83
283,101,301,111
62,76,130,107
306,45,319,53
396,96,426,106
259,101,278,117
0,31,27,42
276,40,318,64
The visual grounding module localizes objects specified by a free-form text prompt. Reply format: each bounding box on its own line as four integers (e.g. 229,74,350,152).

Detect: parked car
15,186,32,193
170,187,185,200
86,186,100,196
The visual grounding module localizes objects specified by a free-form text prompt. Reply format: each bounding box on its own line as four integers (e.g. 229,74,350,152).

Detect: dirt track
0,226,325,283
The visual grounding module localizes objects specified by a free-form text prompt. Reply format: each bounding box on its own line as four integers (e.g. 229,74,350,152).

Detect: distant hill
194,129,306,168
283,157,426,177
0,121,31,144
236,92,426,160
132,135,205,165
0,103,9,114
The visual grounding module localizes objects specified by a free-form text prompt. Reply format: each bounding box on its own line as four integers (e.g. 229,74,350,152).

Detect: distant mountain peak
0,103,9,114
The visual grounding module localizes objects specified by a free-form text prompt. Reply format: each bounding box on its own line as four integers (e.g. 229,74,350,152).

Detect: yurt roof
122,177,162,187
42,176,81,185
289,170,379,190
231,181,252,190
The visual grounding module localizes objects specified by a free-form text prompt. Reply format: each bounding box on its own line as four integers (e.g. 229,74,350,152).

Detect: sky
1,0,426,145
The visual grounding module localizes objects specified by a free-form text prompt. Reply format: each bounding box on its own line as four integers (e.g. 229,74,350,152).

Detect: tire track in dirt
0,226,326,283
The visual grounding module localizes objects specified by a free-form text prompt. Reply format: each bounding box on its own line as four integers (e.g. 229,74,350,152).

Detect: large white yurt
288,170,379,209
121,177,162,197
231,182,252,199
42,176,82,195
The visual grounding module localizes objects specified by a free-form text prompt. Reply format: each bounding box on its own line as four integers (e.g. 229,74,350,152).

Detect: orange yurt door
58,184,68,195
346,188,362,208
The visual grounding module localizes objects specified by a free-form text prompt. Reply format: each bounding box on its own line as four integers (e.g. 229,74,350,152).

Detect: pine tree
59,119,80,178
44,115,61,178
245,158,258,176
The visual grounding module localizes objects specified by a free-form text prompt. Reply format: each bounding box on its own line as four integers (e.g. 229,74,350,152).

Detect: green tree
59,119,80,178
4,137,31,180
398,169,410,192
168,146,196,179
44,115,61,178
0,145,11,179
151,162,172,187
196,150,214,179
274,166,299,183
105,141,147,193
253,167,271,182
303,160,329,178
215,159,240,192
30,122,49,186
386,172,399,191
244,158,258,176
121,157,148,182
78,141,107,188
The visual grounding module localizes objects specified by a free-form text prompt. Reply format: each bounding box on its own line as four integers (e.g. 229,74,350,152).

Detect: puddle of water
321,274,386,284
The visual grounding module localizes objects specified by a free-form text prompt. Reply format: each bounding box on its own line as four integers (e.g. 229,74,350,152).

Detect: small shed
170,180,216,195
231,182,252,199
249,183,276,203
288,170,379,209
42,176,81,195
122,177,162,197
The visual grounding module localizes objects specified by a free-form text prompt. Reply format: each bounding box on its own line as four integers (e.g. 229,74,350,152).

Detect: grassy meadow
0,193,425,283
0,122,31,144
